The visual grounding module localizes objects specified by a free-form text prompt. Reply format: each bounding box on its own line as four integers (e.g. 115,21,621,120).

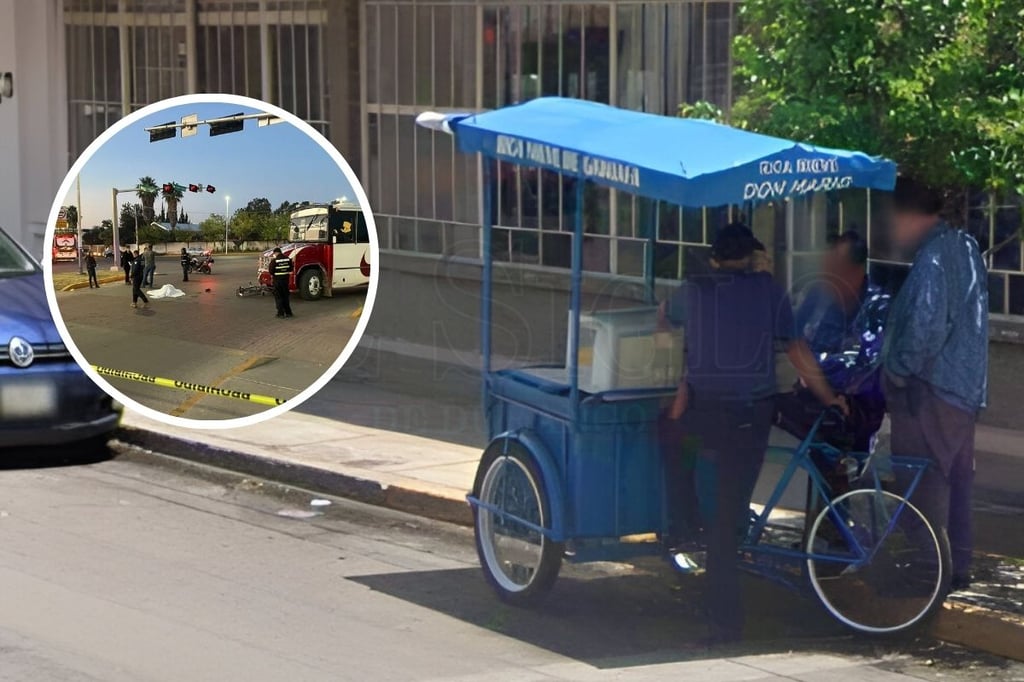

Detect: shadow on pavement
348,565,876,669
0,440,115,470
298,345,486,448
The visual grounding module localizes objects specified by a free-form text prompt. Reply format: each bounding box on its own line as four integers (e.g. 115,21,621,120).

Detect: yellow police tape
91,365,287,407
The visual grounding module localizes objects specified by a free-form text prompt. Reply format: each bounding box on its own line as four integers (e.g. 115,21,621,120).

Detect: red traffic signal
205,185,216,194
188,183,200,193
162,183,173,193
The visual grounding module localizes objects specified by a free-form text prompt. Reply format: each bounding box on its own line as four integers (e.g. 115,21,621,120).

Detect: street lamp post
224,195,230,254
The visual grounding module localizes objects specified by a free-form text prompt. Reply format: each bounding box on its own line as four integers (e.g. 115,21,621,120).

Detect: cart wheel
473,444,563,606
806,489,950,634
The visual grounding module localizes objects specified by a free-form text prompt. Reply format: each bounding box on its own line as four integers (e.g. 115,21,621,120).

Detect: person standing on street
660,223,847,643
180,248,190,282
130,249,149,309
120,247,132,284
85,251,99,288
883,177,988,592
270,247,294,318
142,244,156,287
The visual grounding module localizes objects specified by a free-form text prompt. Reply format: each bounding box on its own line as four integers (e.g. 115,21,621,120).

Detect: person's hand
827,394,850,417
669,383,689,420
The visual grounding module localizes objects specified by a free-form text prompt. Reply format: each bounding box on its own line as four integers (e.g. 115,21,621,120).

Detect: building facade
2,0,1022,322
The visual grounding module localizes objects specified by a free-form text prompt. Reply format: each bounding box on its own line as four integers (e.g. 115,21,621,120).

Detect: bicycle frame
742,411,932,573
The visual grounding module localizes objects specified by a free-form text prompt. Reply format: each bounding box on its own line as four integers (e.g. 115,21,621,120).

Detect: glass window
453,142,479,225
1010,274,1024,316
453,6,477,107
377,114,398,215
396,6,416,105
417,5,434,106
397,114,417,216
378,5,398,103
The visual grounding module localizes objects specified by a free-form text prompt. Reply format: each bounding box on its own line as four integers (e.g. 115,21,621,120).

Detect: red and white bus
258,201,371,300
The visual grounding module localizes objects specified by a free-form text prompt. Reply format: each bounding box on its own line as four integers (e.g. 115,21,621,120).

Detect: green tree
244,197,273,215
97,220,113,247
161,183,184,229
200,214,227,243
136,176,159,222
64,205,79,231
731,0,1024,202
119,202,143,244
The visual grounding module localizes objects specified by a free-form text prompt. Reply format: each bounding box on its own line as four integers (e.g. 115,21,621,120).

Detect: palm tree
64,205,79,231
161,183,184,230
137,176,158,221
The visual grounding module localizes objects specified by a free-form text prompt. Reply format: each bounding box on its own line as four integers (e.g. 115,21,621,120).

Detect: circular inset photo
44,94,378,428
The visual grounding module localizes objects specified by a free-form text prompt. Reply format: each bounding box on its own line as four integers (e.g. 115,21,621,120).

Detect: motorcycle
188,252,215,275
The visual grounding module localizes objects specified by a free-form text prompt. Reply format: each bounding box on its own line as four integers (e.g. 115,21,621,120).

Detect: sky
64,102,356,228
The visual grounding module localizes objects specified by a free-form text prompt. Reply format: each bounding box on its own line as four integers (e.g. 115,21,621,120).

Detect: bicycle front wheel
807,489,950,634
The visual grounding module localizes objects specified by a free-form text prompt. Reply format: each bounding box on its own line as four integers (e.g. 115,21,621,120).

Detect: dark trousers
663,397,774,634
132,278,149,304
182,264,189,281
87,268,98,287
144,264,155,287
273,278,292,316
884,375,975,577
123,264,131,283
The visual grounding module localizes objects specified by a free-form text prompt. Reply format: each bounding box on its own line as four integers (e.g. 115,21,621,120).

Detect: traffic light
162,183,174,193
205,185,216,194
209,113,245,137
188,184,200,193
149,121,176,143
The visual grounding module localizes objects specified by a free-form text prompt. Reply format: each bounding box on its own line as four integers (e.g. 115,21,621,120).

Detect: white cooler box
566,306,684,393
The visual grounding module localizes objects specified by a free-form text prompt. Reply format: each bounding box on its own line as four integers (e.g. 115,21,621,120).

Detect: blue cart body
487,369,666,542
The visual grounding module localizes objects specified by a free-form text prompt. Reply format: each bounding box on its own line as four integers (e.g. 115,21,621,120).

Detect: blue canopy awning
417,98,897,207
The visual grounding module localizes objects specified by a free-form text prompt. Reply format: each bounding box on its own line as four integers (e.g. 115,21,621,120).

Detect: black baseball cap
711,222,759,262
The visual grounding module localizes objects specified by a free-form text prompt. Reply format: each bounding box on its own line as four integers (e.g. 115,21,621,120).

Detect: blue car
1,227,121,447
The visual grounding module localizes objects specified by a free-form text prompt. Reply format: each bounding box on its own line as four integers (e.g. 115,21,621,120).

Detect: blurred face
891,209,936,251
822,241,857,279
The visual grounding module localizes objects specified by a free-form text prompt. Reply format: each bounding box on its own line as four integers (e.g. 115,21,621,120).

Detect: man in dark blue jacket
883,177,988,591
662,223,846,641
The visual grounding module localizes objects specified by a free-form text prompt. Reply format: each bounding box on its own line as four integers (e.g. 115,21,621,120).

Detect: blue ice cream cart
416,98,948,634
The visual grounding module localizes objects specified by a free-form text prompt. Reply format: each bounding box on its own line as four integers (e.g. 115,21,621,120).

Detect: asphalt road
52,255,366,420
1,445,1021,682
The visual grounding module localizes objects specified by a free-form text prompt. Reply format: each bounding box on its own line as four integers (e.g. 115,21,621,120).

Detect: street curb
60,274,125,291
935,602,1024,662
113,424,1023,662
113,425,474,527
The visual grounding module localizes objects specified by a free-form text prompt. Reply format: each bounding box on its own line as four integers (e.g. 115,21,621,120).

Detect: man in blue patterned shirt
883,177,989,591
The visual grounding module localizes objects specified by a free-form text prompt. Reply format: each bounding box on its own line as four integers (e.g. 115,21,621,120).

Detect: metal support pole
111,187,121,270
76,175,84,275
224,195,231,254
568,180,585,423
645,200,658,304
481,162,494,411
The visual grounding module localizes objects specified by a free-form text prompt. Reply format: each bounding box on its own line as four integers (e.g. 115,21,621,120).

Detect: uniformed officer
270,247,294,318
180,248,190,282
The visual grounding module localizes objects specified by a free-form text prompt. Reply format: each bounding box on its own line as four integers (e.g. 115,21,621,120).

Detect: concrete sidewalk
119,408,479,524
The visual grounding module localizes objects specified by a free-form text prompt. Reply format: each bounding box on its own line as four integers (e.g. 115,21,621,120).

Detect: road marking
91,362,286,410
349,305,363,319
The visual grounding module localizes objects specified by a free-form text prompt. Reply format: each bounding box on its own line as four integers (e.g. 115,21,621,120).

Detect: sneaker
131,303,137,308
276,313,285,318
284,313,294,318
